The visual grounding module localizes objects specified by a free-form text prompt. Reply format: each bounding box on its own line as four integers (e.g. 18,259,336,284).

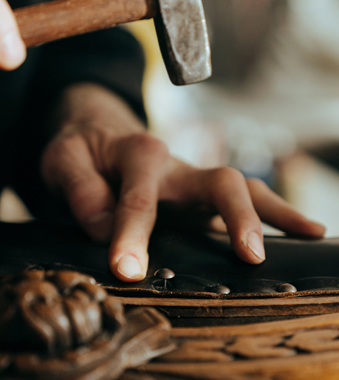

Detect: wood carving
0,270,174,379
122,313,339,380
226,336,295,358
285,329,339,353
160,340,232,362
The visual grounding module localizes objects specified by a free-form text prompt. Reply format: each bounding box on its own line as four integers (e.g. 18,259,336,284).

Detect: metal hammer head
154,0,212,86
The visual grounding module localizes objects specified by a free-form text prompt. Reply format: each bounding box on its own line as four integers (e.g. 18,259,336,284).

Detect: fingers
247,178,326,238
41,136,115,243
189,169,325,265
0,0,26,70
108,135,170,282
203,168,266,264
208,215,228,233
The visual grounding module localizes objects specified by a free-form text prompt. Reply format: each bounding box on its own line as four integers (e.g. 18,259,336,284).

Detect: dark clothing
0,0,146,223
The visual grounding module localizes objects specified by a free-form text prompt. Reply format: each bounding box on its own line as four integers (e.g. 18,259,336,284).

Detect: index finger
108,135,170,282
0,0,26,70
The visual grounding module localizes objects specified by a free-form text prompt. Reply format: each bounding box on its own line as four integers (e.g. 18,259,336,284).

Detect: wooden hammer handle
14,0,157,48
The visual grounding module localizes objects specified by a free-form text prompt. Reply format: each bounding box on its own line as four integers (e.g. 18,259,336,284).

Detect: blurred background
3,0,339,236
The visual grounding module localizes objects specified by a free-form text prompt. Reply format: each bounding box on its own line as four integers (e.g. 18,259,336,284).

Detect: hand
0,0,26,70
41,83,326,282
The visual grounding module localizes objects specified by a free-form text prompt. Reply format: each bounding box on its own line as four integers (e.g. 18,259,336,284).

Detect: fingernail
0,31,25,66
85,211,114,243
246,231,265,262
117,255,142,279
310,221,327,236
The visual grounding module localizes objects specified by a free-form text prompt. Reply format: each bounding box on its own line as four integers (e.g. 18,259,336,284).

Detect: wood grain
113,295,339,307
113,295,339,319
14,0,157,47
171,312,339,337
121,312,339,380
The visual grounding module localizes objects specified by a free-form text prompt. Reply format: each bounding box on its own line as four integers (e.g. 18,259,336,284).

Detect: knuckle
120,191,155,213
45,135,84,163
126,134,169,158
209,166,245,184
67,181,91,210
66,175,91,197
247,177,268,191
61,173,105,214
41,135,86,184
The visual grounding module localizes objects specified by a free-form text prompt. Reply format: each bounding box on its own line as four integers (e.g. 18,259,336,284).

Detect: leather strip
1,222,339,298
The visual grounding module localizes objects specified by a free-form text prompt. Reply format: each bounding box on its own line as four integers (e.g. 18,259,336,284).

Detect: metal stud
276,283,297,293
154,268,175,290
213,285,231,295
205,284,230,295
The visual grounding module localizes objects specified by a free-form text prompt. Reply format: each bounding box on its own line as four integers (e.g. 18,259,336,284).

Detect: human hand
0,0,26,70
41,83,326,282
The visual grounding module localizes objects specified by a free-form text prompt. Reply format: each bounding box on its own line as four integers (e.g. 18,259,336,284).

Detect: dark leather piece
1,221,339,298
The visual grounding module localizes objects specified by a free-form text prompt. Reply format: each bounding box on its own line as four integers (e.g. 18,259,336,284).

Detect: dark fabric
0,1,146,222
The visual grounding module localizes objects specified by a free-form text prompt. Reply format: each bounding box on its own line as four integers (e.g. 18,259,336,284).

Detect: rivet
206,284,230,295
214,285,230,295
276,283,297,293
154,268,175,290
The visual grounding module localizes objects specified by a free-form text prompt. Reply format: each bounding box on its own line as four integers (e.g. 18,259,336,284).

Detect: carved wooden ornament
122,312,339,380
0,270,174,379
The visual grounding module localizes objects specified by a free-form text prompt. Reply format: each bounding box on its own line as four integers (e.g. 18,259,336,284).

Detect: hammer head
154,0,212,86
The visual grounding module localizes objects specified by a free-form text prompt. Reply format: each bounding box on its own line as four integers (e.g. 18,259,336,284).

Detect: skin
41,83,325,282
0,1,26,70
0,7,326,282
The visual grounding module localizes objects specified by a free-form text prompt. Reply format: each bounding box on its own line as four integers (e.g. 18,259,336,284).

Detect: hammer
13,0,212,86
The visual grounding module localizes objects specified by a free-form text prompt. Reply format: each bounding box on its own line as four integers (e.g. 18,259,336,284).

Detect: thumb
0,0,26,70
42,136,115,243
